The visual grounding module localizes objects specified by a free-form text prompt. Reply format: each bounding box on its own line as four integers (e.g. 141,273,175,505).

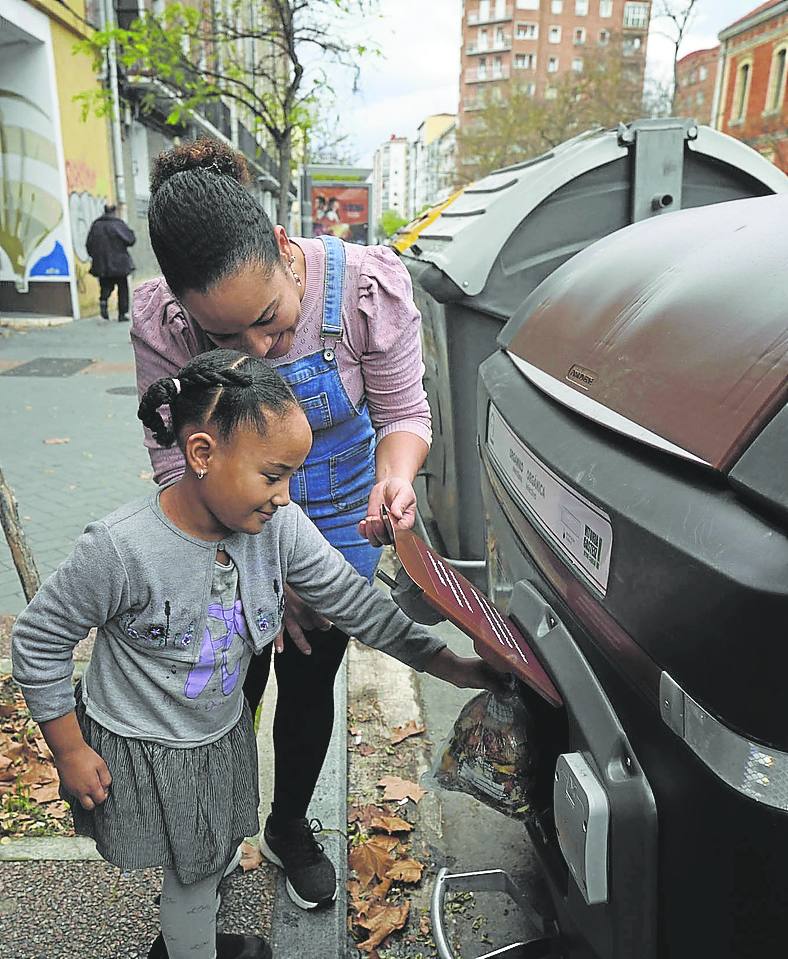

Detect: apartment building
675,47,719,124
460,0,651,122
713,0,788,173
409,114,458,215
371,135,410,229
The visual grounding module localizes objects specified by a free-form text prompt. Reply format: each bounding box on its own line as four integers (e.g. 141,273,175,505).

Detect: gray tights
159,864,222,959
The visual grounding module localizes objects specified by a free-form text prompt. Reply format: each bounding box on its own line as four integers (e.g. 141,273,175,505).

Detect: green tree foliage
378,209,408,238
457,36,649,183
77,0,376,224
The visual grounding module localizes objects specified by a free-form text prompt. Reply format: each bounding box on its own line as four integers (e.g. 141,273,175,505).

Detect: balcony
466,36,512,55
467,6,512,25
465,66,511,83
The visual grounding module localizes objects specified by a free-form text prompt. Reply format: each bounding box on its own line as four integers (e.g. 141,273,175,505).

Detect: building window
623,35,643,55
598,29,610,45
493,55,504,77
517,21,539,38
478,28,489,50
733,60,752,121
766,46,787,113
516,0,540,9
545,85,558,99
572,57,584,72
699,65,708,82
478,56,488,79
696,91,705,106
549,26,562,43
515,52,537,68
623,2,649,29
551,0,563,12
495,26,506,45
548,55,559,72
599,0,613,15
574,27,586,44
575,0,588,13
525,82,537,95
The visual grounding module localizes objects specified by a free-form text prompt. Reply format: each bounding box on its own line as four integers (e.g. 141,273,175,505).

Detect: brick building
459,0,651,123
674,46,719,124
713,0,788,173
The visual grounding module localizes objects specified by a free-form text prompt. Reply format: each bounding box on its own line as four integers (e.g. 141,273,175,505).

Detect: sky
336,0,762,166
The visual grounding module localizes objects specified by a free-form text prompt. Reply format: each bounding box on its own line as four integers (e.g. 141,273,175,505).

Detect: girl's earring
289,254,302,288
197,469,206,480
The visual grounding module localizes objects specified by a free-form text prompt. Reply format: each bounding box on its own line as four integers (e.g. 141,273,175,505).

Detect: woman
131,138,431,912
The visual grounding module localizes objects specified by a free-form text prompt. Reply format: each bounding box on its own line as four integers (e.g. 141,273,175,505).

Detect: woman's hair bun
150,138,250,194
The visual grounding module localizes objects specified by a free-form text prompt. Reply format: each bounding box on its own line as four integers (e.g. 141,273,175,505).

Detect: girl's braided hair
148,137,281,297
137,349,297,449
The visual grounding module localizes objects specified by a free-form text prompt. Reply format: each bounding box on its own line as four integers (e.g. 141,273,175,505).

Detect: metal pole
102,0,128,218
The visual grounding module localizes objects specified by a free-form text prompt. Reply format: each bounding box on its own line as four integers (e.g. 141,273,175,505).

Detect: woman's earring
289,254,302,288
197,469,206,480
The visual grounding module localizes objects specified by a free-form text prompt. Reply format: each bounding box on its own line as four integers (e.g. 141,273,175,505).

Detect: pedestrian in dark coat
85,204,136,322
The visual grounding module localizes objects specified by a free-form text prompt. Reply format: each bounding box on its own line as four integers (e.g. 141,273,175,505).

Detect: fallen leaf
349,803,387,828
390,721,426,745
20,762,56,785
371,876,392,898
357,900,410,952
370,815,414,835
377,775,427,804
0,756,11,771
43,437,70,445
386,858,424,883
239,841,262,873
366,834,399,853
357,744,376,757
349,839,395,889
419,914,431,936
30,782,61,804
0,705,17,718
48,802,70,820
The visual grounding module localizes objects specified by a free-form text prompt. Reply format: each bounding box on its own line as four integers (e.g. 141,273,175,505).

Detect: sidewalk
0,317,348,958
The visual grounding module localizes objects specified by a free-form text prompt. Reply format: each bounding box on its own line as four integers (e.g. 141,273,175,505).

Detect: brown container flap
393,528,562,708
504,194,788,471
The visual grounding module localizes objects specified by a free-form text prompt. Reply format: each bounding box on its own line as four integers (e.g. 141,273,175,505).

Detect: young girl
12,350,496,959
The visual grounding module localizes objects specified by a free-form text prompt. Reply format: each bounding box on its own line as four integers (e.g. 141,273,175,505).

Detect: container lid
501,194,788,471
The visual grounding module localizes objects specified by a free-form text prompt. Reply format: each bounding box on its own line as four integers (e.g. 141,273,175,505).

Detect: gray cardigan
12,492,446,746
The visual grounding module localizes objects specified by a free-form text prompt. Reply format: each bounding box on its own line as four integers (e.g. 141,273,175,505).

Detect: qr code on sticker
583,525,602,569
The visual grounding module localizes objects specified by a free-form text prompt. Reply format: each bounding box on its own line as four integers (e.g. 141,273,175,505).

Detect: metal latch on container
431,868,558,959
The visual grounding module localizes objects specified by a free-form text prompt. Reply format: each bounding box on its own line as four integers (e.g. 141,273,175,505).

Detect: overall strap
318,235,346,361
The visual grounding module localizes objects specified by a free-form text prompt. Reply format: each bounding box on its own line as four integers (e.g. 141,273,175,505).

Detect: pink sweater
131,238,432,485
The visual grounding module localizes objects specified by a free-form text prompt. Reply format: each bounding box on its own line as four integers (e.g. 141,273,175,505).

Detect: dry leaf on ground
386,858,424,883
390,721,426,745
349,803,387,828
366,834,399,853
377,775,427,803
349,839,395,889
357,744,376,757
370,815,414,835
43,437,70,445
239,841,262,873
30,783,61,804
357,900,410,952
419,913,432,936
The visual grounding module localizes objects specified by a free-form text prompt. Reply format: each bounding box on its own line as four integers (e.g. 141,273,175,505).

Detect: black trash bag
427,677,537,819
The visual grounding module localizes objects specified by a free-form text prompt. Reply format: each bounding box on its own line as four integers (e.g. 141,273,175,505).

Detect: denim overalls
273,236,380,581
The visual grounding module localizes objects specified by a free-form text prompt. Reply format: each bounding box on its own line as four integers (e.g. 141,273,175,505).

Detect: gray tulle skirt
65,683,260,885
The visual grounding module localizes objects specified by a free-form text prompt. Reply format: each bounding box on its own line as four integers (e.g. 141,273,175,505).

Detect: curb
268,659,348,958
0,315,73,331
0,836,101,861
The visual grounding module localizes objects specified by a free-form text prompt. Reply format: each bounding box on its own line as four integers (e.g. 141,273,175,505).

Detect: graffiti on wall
65,162,107,291
0,88,70,284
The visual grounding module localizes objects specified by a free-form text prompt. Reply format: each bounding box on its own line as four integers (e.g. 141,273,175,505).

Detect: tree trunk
276,128,292,228
0,468,40,603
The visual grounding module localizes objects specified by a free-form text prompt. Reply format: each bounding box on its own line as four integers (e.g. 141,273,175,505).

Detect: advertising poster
311,185,369,245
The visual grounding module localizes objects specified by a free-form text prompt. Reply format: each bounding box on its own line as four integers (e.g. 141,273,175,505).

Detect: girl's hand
55,744,112,810
359,478,418,547
424,648,508,694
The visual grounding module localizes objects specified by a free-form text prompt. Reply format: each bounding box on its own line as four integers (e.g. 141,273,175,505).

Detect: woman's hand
275,584,333,656
55,743,112,811
359,477,418,547
424,648,508,694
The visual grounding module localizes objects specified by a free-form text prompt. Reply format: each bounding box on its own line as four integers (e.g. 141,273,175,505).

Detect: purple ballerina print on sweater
184,600,248,700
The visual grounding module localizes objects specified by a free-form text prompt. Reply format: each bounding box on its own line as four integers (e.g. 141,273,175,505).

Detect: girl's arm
12,521,129,807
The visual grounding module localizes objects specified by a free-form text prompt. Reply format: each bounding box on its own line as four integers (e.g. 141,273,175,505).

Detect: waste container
475,194,788,959
400,118,788,563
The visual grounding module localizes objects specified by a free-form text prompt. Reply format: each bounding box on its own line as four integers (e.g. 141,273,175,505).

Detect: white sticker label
486,404,613,595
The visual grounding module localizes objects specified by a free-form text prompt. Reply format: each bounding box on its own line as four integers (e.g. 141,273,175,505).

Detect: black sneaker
147,932,271,958
118,314,129,323
99,300,109,320
261,815,338,909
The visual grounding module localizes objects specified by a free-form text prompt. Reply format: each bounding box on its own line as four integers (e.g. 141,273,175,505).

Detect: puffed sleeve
130,279,210,485
356,246,432,446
